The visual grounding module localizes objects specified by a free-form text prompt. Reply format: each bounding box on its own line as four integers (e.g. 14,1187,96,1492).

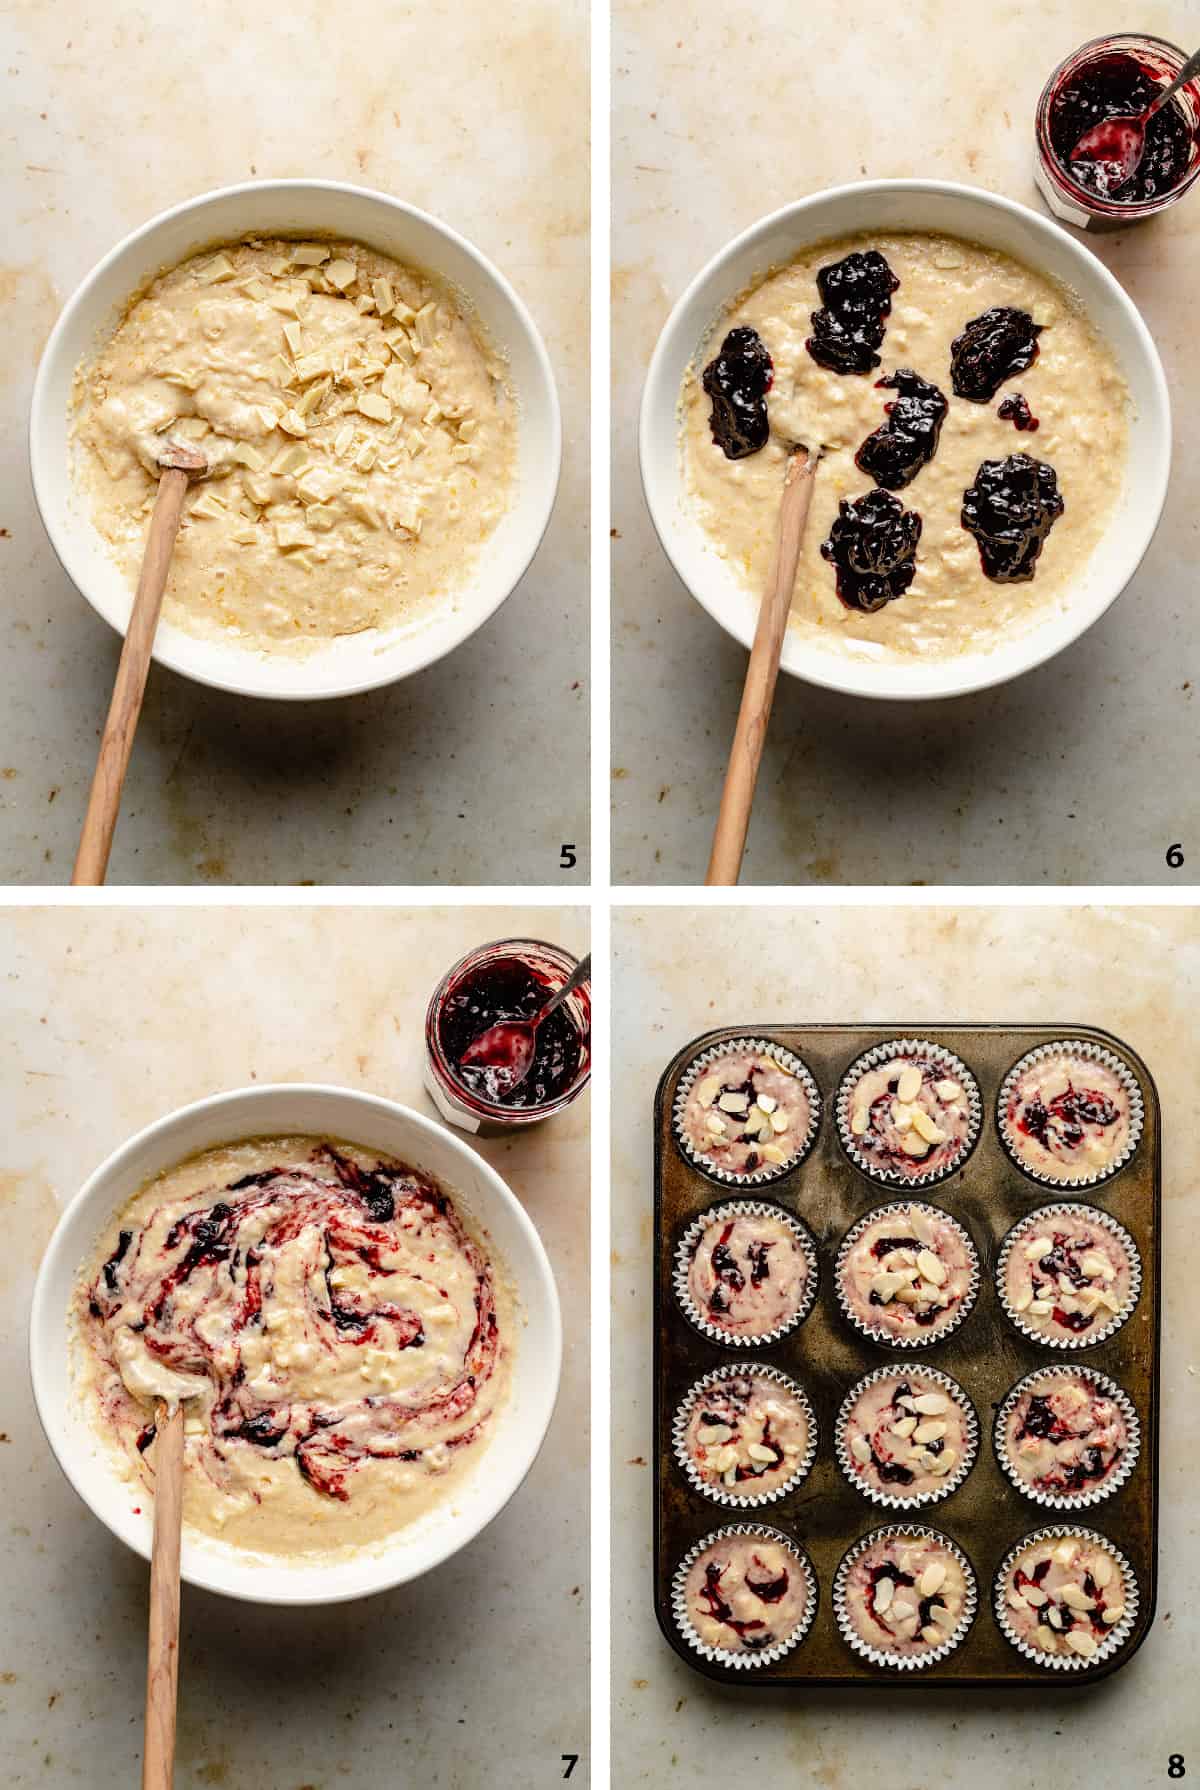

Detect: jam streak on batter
85,1147,500,1502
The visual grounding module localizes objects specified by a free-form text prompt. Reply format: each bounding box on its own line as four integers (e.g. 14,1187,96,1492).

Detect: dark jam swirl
950,308,1044,403
820,488,921,613
439,956,584,1108
806,250,900,375
998,393,1039,432
961,453,1064,582
84,1146,501,1502
855,369,948,489
1050,51,1197,202
701,325,773,459
1017,1084,1120,1153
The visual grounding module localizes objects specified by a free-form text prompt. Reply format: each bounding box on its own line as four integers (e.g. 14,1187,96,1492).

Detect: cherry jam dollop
950,308,1044,403
702,326,773,459
820,488,922,613
806,250,899,375
438,956,583,1108
961,453,1064,582
1050,51,1196,201
855,369,948,489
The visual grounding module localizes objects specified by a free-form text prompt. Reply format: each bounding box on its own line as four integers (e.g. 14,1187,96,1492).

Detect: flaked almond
718,1091,749,1113
913,1419,948,1444
901,1132,930,1158
931,1447,957,1476
1091,1553,1114,1590
760,1143,788,1165
890,1599,917,1622
1046,1605,1063,1630
746,1442,776,1463
911,1392,949,1416
891,1101,915,1131
911,1108,946,1145
1060,1583,1095,1611
1053,1540,1079,1567
1035,1624,1058,1652
1079,1251,1108,1279
897,1065,923,1103
916,1250,947,1286
700,1424,733,1445
705,1113,727,1137
694,1075,722,1108
850,1105,869,1137
890,1416,918,1438
1010,1285,1034,1313
921,1625,942,1645
874,1574,894,1612
1028,1299,1054,1316
1101,1603,1124,1625
1066,1631,1098,1658
1024,1236,1053,1261
908,1207,935,1246
850,1435,872,1464
756,1093,777,1114
1022,1585,1048,1608
918,1562,946,1598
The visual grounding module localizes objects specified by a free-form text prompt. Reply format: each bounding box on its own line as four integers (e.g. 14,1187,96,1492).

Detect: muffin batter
1003,1533,1126,1660
1002,1371,1131,1500
1002,1208,1136,1344
840,1370,972,1500
680,1046,813,1176
842,1049,974,1180
682,1532,811,1655
680,1370,811,1498
1003,1049,1133,1182
841,1530,969,1659
685,1207,812,1340
73,237,515,649
72,1136,513,1557
839,1203,977,1343
683,231,1128,663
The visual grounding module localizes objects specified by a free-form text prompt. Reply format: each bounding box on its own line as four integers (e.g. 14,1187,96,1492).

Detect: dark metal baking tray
652,1024,1160,1688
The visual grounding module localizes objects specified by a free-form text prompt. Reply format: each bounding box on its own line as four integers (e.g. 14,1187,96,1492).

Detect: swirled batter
71,1136,514,1557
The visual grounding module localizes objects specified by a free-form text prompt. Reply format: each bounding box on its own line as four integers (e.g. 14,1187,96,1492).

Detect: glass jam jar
425,938,591,1133
1035,34,1200,229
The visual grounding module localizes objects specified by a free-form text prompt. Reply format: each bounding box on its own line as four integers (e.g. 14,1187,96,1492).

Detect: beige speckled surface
612,0,1200,885
0,905,589,1786
1,0,588,885
613,905,1199,1779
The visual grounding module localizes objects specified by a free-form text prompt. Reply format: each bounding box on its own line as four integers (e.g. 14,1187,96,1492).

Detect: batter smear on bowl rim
682,230,1128,664
72,237,516,652
71,1136,514,1556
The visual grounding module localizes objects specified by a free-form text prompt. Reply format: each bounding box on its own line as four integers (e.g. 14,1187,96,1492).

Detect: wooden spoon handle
143,1399,185,1790
706,448,818,886
72,466,190,886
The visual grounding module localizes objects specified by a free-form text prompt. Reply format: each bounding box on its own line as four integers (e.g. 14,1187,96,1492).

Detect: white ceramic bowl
30,180,561,700
29,1084,562,1605
640,179,1171,701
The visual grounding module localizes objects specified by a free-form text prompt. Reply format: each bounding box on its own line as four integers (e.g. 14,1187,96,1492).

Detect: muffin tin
653,1024,1160,1687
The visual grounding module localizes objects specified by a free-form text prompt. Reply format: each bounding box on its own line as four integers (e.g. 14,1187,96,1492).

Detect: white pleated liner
993,1523,1139,1672
834,1363,979,1510
995,1202,1142,1352
833,1522,978,1671
835,1038,982,1190
671,1521,819,1671
671,1036,822,1188
672,1363,819,1509
996,1038,1145,1191
993,1365,1141,1511
834,1200,981,1350
673,1199,820,1348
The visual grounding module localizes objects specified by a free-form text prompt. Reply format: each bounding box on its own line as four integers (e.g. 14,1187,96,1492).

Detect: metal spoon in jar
459,953,592,1098
1069,45,1200,192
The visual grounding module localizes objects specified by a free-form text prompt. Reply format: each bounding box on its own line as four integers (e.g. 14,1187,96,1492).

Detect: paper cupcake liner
997,1039,1144,1192
993,1524,1139,1672
834,1364,979,1510
834,1201,980,1350
836,1038,982,1190
671,1037,821,1188
671,1522,818,1671
672,1364,819,1509
994,1366,1141,1511
833,1523,977,1671
674,1199,820,1349
996,1203,1142,1352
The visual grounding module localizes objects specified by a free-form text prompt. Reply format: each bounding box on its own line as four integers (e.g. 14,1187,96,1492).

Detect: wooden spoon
143,1398,185,1790
72,441,206,886
706,444,821,886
